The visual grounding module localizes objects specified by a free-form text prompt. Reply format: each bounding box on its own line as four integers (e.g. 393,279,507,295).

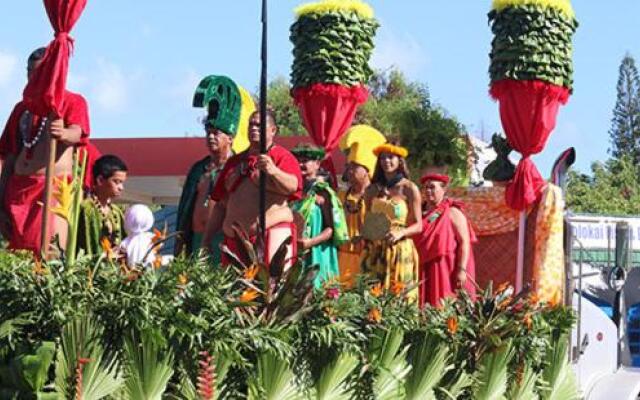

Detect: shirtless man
175,120,233,262
0,47,90,253
203,110,302,267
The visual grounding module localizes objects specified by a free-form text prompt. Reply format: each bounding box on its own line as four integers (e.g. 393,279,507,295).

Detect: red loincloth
3,174,49,253
413,198,477,307
221,221,297,269
210,145,303,203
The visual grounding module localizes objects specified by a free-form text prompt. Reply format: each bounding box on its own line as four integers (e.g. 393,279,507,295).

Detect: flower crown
373,143,409,159
291,144,326,160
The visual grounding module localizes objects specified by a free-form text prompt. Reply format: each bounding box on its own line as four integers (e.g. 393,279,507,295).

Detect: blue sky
1,1,639,174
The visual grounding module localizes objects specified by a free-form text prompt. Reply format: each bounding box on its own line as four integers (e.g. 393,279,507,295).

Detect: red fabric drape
80,141,101,190
292,83,368,187
23,0,88,117
489,79,570,210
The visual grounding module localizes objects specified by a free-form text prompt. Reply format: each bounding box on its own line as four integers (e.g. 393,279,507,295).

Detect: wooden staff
259,0,268,242
40,122,57,258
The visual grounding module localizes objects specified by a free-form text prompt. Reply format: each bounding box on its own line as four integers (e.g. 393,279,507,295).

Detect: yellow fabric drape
532,184,565,304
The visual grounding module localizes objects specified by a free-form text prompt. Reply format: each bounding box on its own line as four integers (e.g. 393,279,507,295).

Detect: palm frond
439,369,473,400
123,330,174,400
540,336,579,400
472,341,514,400
54,315,123,399
369,328,411,400
314,352,359,400
404,333,451,400
247,351,302,400
507,363,539,400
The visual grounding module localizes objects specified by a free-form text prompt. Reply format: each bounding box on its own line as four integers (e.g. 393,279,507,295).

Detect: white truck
567,215,640,399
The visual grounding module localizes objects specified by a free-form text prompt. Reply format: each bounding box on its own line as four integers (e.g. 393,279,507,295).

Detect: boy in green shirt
76,155,128,257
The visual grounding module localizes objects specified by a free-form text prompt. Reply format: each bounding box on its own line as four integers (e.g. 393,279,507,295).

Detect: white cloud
371,27,429,78
0,50,18,87
91,59,128,113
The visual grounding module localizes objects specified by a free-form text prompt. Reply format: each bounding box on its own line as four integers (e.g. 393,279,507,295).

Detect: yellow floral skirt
338,250,361,288
361,237,419,301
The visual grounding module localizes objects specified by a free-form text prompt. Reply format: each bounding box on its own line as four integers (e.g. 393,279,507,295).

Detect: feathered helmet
193,75,256,153
339,124,386,176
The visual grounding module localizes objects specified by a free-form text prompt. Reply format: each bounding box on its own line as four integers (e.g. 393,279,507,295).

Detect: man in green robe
175,75,254,263
291,144,349,288
174,122,232,262
76,155,128,256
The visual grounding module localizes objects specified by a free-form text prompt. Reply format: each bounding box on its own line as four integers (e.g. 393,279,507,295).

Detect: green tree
265,76,306,136
609,54,640,164
357,69,468,182
566,155,640,215
265,69,469,181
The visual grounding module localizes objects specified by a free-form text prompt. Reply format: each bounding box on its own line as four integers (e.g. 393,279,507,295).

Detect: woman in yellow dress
361,143,422,299
337,125,386,287
338,162,369,287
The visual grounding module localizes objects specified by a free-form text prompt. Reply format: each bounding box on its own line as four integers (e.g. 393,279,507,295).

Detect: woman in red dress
414,174,477,307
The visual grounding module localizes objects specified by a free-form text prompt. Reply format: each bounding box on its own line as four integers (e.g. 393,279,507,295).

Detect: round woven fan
361,212,391,241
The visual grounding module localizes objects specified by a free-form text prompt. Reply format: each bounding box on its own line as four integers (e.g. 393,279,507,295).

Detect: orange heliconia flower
243,265,260,281
100,237,114,259
446,316,458,335
390,281,406,296
495,281,510,295
239,289,259,303
152,228,163,244
178,273,189,286
498,296,513,310
523,313,533,330
32,259,47,276
528,292,540,307
370,283,383,298
368,307,382,323
547,293,561,308
153,255,163,270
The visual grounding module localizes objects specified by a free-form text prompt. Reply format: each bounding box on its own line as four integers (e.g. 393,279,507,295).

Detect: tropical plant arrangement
290,0,379,183
488,0,578,210
0,231,578,400
290,0,378,88
489,0,577,90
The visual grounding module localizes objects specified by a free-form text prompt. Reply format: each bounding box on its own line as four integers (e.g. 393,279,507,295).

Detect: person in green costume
76,155,128,257
175,75,254,263
291,144,349,288
174,119,233,261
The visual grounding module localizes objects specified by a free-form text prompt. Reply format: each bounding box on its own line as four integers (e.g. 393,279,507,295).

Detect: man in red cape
203,109,302,268
0,48,90,253
413,173,477,307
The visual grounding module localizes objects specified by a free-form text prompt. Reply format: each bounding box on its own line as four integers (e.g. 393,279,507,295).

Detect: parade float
0,0,582,398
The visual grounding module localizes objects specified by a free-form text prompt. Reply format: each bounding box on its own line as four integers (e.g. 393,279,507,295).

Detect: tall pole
259,0,268,243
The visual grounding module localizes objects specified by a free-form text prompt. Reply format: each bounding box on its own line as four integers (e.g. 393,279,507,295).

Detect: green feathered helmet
193,75,243,136
291,143,326,161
